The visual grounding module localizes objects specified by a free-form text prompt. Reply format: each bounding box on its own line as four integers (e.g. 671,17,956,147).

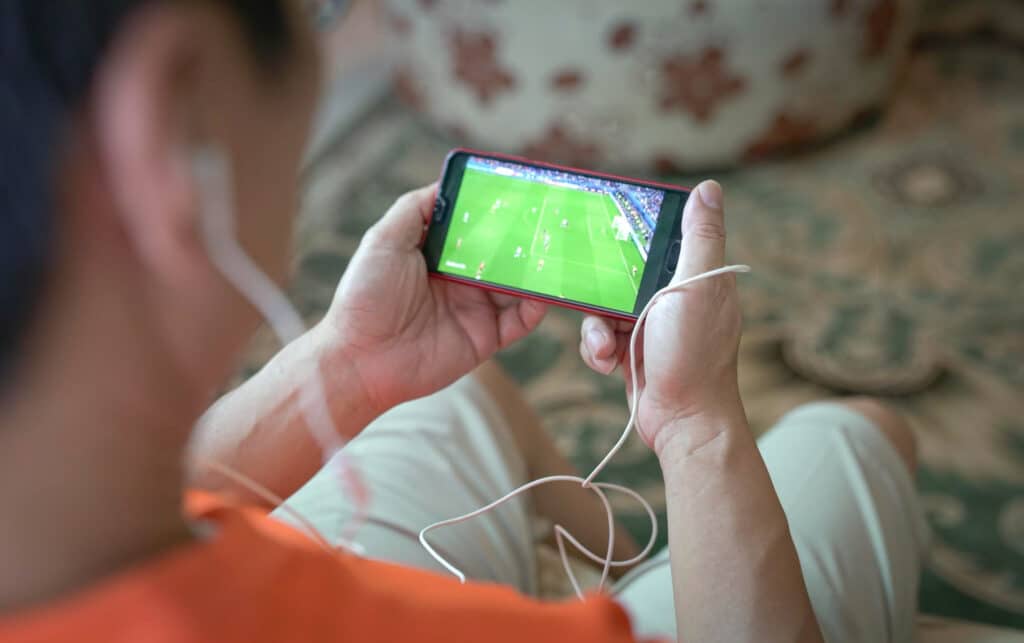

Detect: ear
89,3,211,286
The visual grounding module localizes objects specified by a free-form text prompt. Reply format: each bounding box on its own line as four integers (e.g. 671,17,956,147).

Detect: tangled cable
419,264,751,598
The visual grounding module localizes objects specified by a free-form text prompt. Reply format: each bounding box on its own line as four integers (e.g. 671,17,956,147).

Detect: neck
0,264,207,613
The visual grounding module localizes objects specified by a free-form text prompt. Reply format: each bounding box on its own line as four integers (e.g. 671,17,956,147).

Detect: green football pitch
438,168,647,314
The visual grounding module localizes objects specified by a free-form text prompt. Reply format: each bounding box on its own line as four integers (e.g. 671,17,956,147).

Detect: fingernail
697,180,723,210
586,328,605,355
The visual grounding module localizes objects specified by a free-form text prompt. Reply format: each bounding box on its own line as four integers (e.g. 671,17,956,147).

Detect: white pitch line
601,195,639,294
530,193,548,256
585,200,595,248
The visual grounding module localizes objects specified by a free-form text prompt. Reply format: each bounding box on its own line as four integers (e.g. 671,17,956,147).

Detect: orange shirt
0,491,657,642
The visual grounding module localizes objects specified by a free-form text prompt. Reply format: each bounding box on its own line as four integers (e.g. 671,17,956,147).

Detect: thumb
368,183,438,250
674,180,726,282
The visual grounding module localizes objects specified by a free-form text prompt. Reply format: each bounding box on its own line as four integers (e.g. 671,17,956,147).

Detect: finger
367,183,439,250
489,292,524,310
517,299,548,333
582,315,618,360
675,179,726,282
485,291,547,327
580,316,620,374
580,336,617,376
612,330,633,365
495,299,548,348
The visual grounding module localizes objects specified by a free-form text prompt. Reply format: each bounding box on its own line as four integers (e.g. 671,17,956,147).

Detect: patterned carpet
262,38,1023,629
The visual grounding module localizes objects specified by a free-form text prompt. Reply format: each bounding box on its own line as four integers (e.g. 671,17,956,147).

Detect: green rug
265,39,1023,630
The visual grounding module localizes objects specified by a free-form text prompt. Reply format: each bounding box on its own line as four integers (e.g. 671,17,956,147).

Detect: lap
274,382,929,642
270,374,538,594
614,401,929,643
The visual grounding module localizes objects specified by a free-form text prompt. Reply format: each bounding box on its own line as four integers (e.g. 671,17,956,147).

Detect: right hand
321,184,547,417
579,180,743,454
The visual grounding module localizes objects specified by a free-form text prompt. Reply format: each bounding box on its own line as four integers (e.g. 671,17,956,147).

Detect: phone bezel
421,148,689,321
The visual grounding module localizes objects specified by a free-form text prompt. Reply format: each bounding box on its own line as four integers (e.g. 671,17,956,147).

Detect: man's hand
318,184,548,416
578,180,742,453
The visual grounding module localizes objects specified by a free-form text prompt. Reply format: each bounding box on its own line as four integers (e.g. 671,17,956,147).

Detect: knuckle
583,315,607,338
396,185,433,210
688,220,727,242
687,279,719,298
363,220,387,243
394,190,420,209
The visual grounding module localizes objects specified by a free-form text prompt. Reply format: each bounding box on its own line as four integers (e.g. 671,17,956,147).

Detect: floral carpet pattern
253,39,1023,630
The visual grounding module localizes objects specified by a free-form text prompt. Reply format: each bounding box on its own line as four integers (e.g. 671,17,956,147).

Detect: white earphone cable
420,263,751,598
192,147,369,551
196,455,336,553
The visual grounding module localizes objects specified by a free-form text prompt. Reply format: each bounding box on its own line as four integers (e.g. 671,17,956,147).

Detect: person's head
1,1,322,410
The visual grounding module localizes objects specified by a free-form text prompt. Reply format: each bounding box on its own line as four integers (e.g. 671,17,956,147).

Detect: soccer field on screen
438,168,647,314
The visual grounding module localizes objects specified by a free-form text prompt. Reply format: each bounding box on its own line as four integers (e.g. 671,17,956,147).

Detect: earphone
189,142,749,597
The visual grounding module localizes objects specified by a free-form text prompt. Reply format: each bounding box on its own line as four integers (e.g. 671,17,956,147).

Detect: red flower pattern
451,28,517,105
658,47,747,123
387,10,411,35
781,49,811,77
744,112,817,160
445,123,469,142
652,155,687,174
522,124,601,166
392,66,425,111
550,69,585,91
863,0,897,59
608,22,636,51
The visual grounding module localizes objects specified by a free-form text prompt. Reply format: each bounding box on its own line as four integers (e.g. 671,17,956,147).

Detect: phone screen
427,153,685,318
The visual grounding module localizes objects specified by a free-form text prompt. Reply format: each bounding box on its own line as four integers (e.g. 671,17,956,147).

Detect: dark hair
0,1,291,376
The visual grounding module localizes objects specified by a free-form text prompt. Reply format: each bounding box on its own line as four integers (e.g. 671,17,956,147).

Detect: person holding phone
0,1,925,642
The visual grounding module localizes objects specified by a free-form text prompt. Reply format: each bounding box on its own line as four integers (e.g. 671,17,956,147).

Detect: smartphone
421,149,687,321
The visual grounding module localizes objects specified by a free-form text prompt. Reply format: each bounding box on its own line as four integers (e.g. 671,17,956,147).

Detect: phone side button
665,240,681,271
433,196,448,222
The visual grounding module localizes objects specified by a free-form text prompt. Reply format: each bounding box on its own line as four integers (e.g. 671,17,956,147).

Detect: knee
833,397,918,474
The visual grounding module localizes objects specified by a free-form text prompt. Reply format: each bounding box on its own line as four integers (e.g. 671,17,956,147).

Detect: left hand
317,183,548,415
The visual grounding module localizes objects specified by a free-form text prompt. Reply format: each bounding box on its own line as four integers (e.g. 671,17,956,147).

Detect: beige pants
274,377,929,642
613,402,929,642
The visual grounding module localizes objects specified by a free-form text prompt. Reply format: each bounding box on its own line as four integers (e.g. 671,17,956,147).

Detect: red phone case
425,147,691,322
